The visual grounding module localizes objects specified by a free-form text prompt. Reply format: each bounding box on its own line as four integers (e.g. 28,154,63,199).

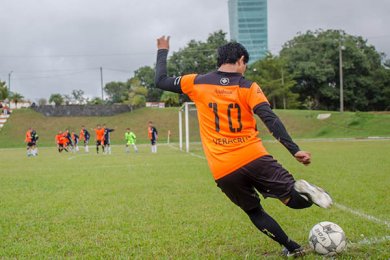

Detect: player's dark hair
217,42,249,67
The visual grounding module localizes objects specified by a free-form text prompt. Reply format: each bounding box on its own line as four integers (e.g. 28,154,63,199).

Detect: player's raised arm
155,36,182,93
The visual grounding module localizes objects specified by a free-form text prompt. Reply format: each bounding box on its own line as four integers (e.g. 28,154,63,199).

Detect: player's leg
85,139,89,152
96,141,100,153
125,143,130,153
216,166,303,254
132,143,138,153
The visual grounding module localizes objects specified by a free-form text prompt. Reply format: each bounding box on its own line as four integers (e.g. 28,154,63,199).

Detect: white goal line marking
334,203,390,229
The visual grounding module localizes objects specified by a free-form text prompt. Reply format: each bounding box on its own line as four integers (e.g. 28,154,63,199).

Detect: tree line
2,29,389,111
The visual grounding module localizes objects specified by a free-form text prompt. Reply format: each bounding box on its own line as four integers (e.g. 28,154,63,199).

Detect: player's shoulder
194,71,253,88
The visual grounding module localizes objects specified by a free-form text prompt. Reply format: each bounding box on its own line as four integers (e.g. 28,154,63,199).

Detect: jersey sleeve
247,82,269,110
180,74,197,99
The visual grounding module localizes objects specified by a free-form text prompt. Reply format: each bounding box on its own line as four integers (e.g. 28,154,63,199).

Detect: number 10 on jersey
208,102,242,133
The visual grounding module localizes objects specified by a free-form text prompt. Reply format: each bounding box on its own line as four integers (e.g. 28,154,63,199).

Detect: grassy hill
0,107,389,148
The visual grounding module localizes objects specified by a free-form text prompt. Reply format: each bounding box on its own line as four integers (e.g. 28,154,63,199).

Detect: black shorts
27,142,35,147
150,139,156,145
215,155,295,211
96,140,104,146
104,140,110,145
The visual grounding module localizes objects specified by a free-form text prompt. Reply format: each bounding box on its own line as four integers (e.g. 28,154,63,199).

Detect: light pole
8,71,13,93
339,44,345,112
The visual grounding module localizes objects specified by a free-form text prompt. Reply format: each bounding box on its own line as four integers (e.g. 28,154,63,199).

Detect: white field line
334,203,390,229
355,235,390,246
168,144,206,159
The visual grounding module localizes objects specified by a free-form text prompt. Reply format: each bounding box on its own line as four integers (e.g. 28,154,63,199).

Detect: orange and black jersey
155,49,300,179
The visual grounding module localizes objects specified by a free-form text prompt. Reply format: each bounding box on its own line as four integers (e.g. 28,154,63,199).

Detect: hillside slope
0,108,389,148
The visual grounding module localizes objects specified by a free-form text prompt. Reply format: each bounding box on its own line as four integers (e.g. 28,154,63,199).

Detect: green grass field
1,140,389,258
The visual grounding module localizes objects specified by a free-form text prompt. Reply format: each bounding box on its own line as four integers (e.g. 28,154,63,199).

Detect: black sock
245,207,301,252
286,189,313,209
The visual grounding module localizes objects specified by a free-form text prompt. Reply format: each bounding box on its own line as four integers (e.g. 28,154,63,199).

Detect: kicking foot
282,246,306,258
294,180,333,208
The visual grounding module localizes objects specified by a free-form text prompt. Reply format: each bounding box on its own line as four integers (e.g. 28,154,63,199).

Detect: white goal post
178,102,195,152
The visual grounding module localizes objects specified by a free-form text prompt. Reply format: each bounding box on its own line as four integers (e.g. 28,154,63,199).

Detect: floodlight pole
339,44,345,113
100,67,104,101
8,71,13,93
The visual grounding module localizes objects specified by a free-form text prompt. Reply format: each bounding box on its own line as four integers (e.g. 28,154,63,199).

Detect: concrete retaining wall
32,105,132,116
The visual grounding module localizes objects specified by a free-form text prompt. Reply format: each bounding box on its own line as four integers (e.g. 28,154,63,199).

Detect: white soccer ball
308,221,346,256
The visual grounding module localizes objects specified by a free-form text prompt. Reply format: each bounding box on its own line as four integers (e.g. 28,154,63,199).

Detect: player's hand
294,150,311,166
157,36,170,50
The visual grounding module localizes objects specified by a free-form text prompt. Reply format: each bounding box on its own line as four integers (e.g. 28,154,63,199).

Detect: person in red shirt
94,124,105,154
155,36,333,257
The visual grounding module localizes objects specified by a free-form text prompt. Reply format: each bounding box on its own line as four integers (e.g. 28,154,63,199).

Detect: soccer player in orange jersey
147,121,158,153
55,130,68,153
94,124,105,154
25,127,33,157
155,36,333,257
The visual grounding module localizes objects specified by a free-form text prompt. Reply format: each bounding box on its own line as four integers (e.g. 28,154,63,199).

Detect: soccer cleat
282,247,306,258
294,180,333,208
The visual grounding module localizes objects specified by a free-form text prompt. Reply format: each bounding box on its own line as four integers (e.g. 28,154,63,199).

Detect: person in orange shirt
155,36,333,257
55,130,68,153
147,121,158,153
94,124,105,154
25,127,33,157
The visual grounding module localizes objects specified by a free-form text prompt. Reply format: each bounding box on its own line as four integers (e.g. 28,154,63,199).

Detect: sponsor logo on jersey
212,136,251,145
220,77,230,85
215,89,233,95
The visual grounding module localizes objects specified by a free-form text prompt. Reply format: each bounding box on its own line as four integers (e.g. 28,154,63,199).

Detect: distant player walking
80,125,90,152
155,36,332,257
125,128,138,153
148,121,158,153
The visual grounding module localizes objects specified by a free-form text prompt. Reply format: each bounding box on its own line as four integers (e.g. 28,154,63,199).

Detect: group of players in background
25,121,158,156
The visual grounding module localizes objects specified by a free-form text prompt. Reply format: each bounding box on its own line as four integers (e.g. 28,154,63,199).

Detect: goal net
178,102,200,152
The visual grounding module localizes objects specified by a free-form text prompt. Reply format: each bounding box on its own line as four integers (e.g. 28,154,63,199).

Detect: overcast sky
1,0,389,101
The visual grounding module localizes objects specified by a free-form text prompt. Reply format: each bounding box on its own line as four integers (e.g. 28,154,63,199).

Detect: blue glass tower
228,0,268,63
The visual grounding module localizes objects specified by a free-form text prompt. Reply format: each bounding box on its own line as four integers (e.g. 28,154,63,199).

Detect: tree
0,81,9,100
9,92,24,108
246,53,298,109
104,81,130,103
133,66,162,102
71,89,86,104
280,29,387,111
87,97,104,105
49,93,64,106
160,91,180,107
126,78,148,108
37,98,47,106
